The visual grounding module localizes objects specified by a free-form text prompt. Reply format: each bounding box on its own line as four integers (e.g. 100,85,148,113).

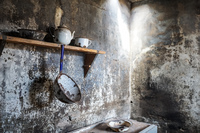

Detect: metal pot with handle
54,30,81,104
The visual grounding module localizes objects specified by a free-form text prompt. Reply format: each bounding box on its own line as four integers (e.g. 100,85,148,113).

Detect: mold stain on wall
130,0,200,132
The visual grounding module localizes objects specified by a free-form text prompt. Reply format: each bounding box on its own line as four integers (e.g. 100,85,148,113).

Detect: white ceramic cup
74,37,92,48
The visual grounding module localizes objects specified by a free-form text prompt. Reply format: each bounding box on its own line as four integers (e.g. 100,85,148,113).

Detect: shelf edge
0,34,106,54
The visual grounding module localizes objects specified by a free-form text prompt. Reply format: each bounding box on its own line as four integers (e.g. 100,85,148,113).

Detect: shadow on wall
29,77,54,108
137,75,187,132
130,47,191,132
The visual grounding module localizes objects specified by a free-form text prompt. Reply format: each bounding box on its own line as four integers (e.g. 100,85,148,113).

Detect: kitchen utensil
74,37,92,48
107,119,132,132
50,26,75,45
18,29,47,40
54,45,81,103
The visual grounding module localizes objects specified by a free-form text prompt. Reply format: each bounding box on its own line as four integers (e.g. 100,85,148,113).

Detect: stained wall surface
0,0,131,132
130,0,200,132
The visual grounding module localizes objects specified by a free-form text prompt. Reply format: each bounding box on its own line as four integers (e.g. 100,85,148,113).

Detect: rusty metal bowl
54,73,81,104
107,120,132,132
18,29,47,40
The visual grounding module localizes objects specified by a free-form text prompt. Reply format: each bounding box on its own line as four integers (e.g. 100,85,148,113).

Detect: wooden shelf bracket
84,53,97,78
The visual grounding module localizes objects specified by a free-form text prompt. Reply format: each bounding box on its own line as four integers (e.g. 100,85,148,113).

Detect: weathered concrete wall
0,0,131,132
130,0,200,132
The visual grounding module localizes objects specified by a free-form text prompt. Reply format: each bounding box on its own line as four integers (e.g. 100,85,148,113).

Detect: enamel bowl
107,120,132,132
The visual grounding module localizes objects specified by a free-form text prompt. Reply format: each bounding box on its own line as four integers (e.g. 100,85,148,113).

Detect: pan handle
60,44,64,73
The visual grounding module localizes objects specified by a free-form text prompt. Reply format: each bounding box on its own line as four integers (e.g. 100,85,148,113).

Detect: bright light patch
130,5,154,54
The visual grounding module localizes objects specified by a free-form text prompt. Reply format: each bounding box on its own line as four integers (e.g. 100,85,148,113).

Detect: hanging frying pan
54,45,81,104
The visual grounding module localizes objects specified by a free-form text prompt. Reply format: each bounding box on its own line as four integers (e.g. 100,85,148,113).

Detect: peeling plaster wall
130,0,200,132
0,0,131,132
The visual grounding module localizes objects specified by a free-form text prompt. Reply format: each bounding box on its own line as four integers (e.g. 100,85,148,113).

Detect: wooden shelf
0,34,106,77
0,34,105,54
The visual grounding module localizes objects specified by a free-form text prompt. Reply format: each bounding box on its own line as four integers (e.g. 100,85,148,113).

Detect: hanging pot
54,45,81,104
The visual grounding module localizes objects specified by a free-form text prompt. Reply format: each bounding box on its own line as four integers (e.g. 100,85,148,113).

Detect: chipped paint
0,0,131,132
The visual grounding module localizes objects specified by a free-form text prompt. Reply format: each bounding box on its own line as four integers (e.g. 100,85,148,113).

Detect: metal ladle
54,44,81,103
